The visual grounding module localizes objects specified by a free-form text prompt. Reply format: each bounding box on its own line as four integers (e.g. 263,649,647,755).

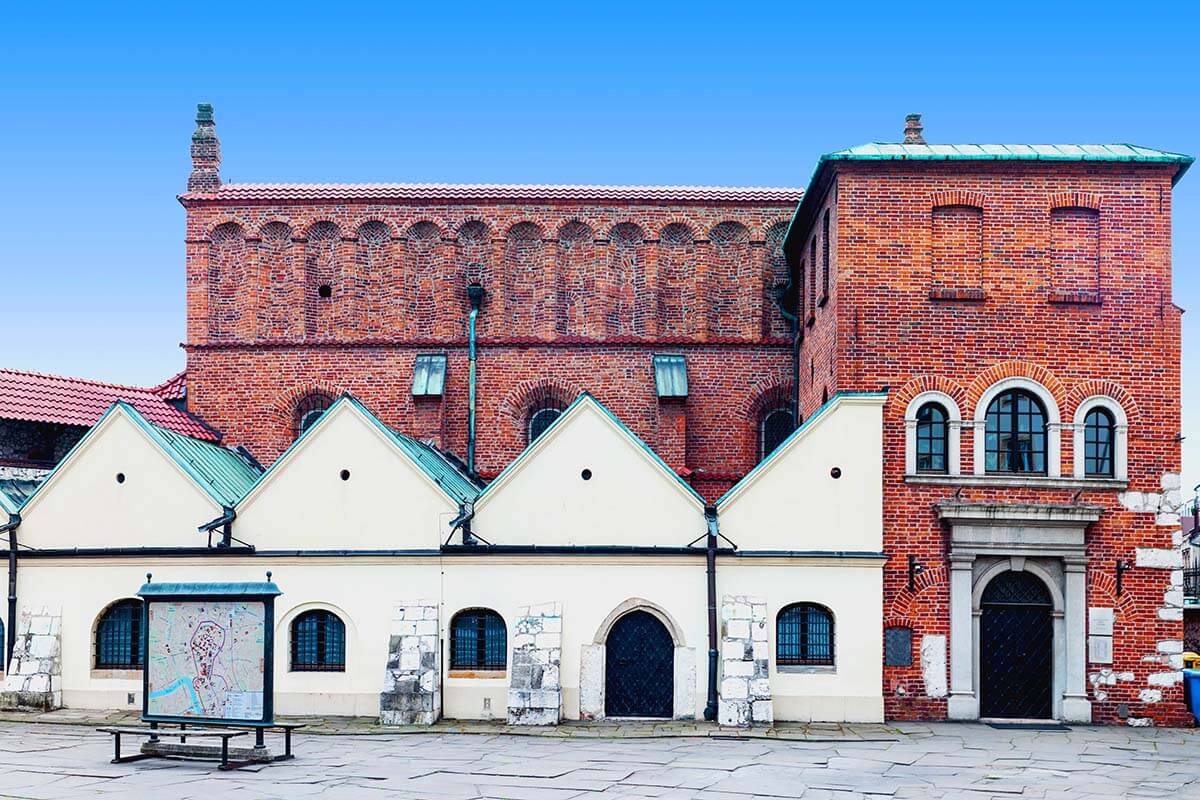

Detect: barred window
984,389,1047,474
95,599,144,670
528,405,564,444
776,603,834,667
760,407,795,460
294,392,334,438
291,610,346,672
451,609,507,670
821,209,830,302
1084,407,1115,478
915,402,948,474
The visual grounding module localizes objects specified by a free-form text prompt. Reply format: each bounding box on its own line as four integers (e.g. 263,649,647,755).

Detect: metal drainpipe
466,283,485,476
703,504,720,721
2,513,20,666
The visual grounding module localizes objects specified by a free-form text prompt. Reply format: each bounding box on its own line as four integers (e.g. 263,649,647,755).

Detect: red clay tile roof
180,183,803,205
0,368,217,442
152,370,187,401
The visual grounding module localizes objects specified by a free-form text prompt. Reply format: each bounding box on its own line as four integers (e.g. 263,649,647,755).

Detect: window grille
528,406,563,443
760,407,795,460
915,402,948,473
984,389,1047,474
776,603,834,666
1084,407,1115,477
653,354,688,398
412,354,447,397
295,393,334,438
291,610,346,672
450,609,507,670
95,599,144,669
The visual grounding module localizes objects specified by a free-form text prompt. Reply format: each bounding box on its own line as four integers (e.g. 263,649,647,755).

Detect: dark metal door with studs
979,571,1054,719
605,610,674,718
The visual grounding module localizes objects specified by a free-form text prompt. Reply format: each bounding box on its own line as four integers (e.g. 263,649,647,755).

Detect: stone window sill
904,474,1127,490
929,287,986,302
90,669,142,680
776,664,836,675
447,670,506,679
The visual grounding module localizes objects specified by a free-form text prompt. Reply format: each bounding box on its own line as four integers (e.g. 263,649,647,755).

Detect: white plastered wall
472,399,706,546
718,395,885,552
17,409,223,549
235,402,460,550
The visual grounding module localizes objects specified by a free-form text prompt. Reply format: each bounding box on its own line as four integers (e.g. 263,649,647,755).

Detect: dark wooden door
979,571,1054,719
605,610,674,718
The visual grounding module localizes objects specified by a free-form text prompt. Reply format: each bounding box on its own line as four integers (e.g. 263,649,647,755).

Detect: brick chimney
188,103,221,193
903,113,925,145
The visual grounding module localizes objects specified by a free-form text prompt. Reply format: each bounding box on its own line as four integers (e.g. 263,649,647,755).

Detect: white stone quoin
507,602,563,725
0,607,63,711
718,595,771,727
379,600,440,725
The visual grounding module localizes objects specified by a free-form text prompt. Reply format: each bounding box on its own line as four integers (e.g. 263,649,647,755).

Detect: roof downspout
447,502,476,547
703,504,720,722
2,513,20,667
198,506,236,548
466,283,485,477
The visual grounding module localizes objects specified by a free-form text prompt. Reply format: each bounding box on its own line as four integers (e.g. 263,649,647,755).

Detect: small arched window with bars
776,603,834,667
450,609,507,671
290,610,346,672
760,407,795,461
95,599,144,670
294,393,334,439
528,405,564,444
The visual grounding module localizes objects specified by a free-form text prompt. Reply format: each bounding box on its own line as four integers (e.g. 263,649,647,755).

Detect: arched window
1083,407,1115,478
760,407,795,460
776,603,834,667
450,609,507,671
290,610,346,672
915,402,948,474
294,393,334,438
528,405,564,444
95,599,144,669
984,389,1047,474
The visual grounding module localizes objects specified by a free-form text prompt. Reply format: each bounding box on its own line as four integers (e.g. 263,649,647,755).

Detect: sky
1,1,1198,490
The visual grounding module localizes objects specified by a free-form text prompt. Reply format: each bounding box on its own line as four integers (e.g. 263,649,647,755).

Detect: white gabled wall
472,399,706,546
718,395,885,553
17,409,222,549
236,402,459,550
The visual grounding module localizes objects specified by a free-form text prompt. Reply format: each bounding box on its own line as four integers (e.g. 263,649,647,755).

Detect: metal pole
3,514,19,666
466,283,485,476
703,505,720,721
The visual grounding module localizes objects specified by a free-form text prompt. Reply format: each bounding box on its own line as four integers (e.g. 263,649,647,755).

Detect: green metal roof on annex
0,478,41,514
822,142,1193,177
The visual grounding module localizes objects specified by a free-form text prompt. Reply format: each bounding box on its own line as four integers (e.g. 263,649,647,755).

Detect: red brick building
180,106,1192,725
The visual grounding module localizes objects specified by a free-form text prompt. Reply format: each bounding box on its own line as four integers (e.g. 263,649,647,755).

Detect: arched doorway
979,570,1054,719
605,610,674,718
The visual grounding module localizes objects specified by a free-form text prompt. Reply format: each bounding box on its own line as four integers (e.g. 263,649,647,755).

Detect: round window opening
581,469,592,481
317,284,333,299
115,472,126,484
340,469,350,481
830,467,842,479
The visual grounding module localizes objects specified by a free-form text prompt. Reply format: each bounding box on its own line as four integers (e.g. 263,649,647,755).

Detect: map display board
144,599,270,723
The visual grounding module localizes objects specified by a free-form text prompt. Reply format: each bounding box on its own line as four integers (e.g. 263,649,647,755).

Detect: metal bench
97,725,249,770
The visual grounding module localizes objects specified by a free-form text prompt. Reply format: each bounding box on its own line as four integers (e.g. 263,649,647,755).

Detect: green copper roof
0,478,41,513
824,142,1193,175
146,417,262,506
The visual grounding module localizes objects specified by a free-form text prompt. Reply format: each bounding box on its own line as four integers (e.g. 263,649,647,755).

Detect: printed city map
146,600,266,721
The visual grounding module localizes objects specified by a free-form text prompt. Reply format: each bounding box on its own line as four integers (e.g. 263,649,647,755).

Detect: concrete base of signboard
140,740,275,763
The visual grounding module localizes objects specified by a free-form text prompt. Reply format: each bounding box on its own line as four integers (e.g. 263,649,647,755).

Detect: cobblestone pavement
0,720,1198,799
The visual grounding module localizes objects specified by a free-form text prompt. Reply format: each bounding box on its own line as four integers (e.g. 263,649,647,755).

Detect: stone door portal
979,571,1054,719
604,610,674,718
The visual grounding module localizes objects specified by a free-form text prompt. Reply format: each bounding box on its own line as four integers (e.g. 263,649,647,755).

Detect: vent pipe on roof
903,113,926,145
466,283,486,477
188,103,221,193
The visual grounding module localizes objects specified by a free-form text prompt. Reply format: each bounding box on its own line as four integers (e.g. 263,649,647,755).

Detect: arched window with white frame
972,378,1061,478
905,391,962,476
1071,396,1128,481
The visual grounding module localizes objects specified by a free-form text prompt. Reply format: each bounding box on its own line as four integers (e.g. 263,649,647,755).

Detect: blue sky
1,2,1197,490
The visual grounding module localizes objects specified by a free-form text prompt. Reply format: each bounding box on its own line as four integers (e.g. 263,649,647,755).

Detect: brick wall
804,161,1186,725
183,198,797,498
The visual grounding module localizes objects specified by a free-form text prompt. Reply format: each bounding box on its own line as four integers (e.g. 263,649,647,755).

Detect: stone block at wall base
947,692,979,721
1061,695,1093,724
508,602,562,726
379,600,440,726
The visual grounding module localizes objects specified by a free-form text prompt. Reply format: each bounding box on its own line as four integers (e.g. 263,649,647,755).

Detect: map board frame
137,580,281,727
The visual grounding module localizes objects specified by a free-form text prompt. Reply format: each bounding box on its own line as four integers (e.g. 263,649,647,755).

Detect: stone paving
0,719,1198,799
